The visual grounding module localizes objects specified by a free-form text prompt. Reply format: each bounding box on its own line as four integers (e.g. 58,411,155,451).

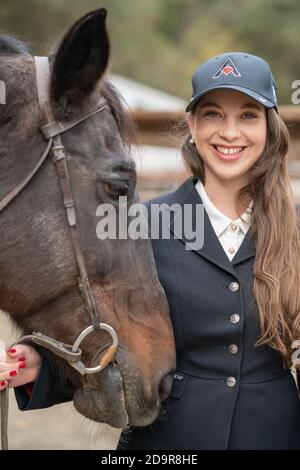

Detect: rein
1,56,119,449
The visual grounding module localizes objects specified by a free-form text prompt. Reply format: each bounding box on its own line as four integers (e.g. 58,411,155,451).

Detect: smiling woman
116,51,300,450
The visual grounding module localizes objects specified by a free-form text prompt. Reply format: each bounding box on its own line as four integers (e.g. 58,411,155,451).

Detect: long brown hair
179,108,300,365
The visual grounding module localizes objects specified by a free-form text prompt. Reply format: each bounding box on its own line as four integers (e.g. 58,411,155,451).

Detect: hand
0,340,41,391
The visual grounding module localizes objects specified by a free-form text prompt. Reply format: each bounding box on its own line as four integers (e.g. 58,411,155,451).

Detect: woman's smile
210,144,248,162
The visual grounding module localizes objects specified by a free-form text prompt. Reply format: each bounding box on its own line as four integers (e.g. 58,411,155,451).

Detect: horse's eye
104,180,130,198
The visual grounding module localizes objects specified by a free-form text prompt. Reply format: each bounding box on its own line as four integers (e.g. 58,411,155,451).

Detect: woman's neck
203,174,249,220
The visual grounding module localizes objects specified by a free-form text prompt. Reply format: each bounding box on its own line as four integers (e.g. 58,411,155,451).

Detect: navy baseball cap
186,52,278,112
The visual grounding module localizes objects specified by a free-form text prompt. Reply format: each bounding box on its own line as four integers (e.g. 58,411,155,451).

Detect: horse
0,7,176,433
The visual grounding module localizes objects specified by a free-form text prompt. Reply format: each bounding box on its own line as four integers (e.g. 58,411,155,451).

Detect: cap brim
186,85,275,112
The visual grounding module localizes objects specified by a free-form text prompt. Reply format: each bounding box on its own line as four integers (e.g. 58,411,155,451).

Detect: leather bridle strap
0,390,8,450
33,55,112,329
38,57,109,328
41,104,109,140
50,134,101,328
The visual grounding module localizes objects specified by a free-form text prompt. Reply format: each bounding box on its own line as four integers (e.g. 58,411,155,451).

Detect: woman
1,51,300,449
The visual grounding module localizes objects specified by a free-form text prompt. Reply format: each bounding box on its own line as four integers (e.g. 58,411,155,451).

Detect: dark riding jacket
15,176,300,450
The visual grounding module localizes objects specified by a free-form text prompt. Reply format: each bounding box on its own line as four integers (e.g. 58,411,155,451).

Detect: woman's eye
241,112,257,119
104,181,130,198
204,111,220,118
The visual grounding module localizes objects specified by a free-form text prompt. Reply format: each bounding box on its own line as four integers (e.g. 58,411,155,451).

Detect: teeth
216,146,243,155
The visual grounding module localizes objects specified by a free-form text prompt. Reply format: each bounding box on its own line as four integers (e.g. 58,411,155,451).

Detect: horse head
0,8,176,428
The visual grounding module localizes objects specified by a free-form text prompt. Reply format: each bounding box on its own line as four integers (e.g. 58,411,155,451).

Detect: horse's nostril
158,372,174,402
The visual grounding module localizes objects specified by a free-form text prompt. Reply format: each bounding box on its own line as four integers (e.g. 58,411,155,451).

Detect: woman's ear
187,112,195,140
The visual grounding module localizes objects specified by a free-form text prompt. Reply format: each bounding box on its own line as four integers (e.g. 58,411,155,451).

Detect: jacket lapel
231,226,256,265
167,177,256,276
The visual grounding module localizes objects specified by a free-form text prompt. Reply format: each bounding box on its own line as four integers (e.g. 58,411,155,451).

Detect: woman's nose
218,118,241,141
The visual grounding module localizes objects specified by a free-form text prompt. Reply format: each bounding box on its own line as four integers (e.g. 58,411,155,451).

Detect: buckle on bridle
70,323,118,376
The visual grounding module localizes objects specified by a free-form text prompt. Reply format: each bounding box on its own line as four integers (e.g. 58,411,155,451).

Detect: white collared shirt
195,180,253,261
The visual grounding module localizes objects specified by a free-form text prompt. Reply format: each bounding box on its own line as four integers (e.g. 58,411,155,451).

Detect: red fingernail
18,363,26,369
8,348,16,353
9,370,18,377
18,356,26,362
0,381,6,387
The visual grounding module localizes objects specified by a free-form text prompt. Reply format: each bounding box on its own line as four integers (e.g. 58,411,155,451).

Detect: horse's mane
102,81,134,151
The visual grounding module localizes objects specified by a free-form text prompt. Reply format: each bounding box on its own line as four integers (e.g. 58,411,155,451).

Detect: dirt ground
0,313,121,450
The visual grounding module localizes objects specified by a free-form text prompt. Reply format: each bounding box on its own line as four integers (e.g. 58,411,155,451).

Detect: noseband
0,56,119,449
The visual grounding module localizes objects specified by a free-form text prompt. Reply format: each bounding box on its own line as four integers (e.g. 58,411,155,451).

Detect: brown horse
0,9,175,429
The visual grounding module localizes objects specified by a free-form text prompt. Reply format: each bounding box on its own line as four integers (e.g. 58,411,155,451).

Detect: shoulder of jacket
143,176,197,210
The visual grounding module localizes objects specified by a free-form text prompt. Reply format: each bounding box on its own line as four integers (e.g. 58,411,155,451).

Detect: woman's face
188,89,267,185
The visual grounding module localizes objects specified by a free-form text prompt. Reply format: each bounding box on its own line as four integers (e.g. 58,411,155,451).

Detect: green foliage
0,0,299,104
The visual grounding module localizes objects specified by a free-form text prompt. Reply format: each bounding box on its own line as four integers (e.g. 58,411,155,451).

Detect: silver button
226,376,237,388
228,344,238,354
230,314,240,324
228,247,236,254
228,281,239,292
230,223,237,231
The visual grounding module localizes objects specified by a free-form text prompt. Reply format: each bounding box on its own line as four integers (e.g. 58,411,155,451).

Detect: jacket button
230,314,240,324
228,282,239,292
228,344,238,354
226,376,237,387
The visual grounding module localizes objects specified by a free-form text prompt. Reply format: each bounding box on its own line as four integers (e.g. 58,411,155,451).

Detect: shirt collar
195,180,253,237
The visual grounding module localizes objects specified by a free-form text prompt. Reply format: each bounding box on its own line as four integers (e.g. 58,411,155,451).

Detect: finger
0,360,26,372
4,354,26,365
6,344,41,367
7,367,39,388
0,369,19,382
0,380,8,391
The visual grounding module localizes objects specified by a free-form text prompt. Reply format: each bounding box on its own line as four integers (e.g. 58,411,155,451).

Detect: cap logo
213,57,241,79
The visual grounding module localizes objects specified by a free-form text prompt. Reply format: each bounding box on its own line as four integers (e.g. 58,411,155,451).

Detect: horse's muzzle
73,363,129,428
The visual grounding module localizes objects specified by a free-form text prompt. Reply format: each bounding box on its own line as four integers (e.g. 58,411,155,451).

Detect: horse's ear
50,8,109,107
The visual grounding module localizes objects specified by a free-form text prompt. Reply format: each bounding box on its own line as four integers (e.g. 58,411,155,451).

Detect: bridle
0,56,119,449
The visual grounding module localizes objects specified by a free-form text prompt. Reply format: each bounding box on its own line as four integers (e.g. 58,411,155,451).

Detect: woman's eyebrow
240,102,262,111
200,102,221,109
200,101,263,111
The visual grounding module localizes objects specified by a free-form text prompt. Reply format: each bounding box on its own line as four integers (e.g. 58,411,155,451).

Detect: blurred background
1,0,300,449
1,0,300,200
1,0,299,103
